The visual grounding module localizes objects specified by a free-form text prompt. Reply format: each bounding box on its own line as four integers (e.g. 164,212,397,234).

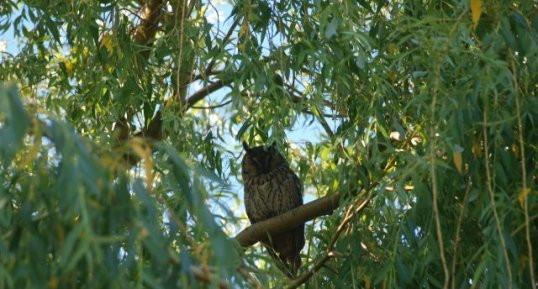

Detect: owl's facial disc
243,142,284,174
252,153,271,172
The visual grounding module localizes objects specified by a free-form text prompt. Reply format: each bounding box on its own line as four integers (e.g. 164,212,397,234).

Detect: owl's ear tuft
242,141,250,152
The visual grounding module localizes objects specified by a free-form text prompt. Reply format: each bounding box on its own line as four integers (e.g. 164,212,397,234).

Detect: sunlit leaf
518,188,531,208
100,33,114,56
453,144,464,174
130,137,154,190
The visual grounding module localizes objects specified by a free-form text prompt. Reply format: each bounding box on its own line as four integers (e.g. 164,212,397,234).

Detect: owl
242,141,305,278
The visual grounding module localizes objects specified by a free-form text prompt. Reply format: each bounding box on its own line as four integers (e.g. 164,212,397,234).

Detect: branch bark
234,193,340,247
133,0,165,57
114,0,165,145
186,79,233,109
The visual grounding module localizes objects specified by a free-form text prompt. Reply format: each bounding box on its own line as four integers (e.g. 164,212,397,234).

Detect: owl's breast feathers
243,164,302,224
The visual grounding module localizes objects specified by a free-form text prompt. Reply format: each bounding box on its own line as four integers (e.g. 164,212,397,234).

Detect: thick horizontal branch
234,193,340,247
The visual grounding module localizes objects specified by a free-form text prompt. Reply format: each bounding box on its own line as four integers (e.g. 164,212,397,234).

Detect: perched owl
242,141,305,278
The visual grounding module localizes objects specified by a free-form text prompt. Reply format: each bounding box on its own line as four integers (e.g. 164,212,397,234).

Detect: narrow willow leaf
471,0,482,29
453,145,464,174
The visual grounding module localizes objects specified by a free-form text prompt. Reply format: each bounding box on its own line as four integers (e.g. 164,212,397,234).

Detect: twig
483,110,513,288
175,0,188,103
192,70,224,81
328,198,370,251
191,100,232,110
512,214,538,236
286,251,343,289
451,179,471,289
302,109,346,118
510,53,535,286
430,54,450,289
310,104,334,138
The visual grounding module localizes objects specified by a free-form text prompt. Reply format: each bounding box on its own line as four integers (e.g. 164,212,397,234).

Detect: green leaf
500,17,517,49
0,85,29,163
325,18,339,39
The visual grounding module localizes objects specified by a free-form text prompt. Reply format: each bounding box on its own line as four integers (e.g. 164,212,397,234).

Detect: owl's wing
281,170,303,211
292,172,303,205
244,184,258,223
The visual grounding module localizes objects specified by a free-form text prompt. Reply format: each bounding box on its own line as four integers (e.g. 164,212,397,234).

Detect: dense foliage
1,0,537,288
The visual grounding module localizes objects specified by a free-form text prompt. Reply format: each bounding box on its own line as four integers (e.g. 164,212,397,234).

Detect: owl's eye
251,156,262,168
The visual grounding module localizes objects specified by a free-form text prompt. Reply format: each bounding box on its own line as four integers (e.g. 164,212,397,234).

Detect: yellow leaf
82,47,90,57
518,188,531,208
130,138,154,191
511,143,519,157
332,179,339,190
470,0,482,29
453,151,463,174
472,139,482,157
321,146,331,160
100,34,114,56
65,61,74,75
139,227,149,238
519,255,529,269
239,21,249,38
48,277,59,289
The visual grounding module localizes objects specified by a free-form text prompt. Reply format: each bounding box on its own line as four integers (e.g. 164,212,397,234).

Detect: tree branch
234,193,340,247
287,198,371,289
116,0,165,162
190,265,230,289
286,251,342,289
191,100,232,110
133,0,165,54
181,16,240,109
186,79,233,109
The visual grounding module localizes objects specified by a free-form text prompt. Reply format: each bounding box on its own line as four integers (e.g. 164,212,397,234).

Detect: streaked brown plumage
242,141,304,278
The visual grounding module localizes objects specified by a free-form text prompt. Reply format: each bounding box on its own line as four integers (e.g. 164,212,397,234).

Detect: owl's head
242,141,288,176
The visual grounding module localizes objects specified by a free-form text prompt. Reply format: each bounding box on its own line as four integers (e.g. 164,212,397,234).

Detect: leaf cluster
0,0,537,288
